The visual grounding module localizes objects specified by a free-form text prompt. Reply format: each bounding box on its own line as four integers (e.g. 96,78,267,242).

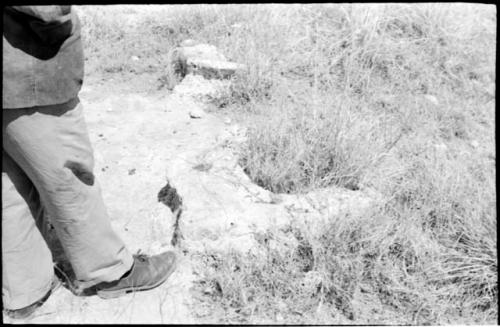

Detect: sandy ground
3,76,377,324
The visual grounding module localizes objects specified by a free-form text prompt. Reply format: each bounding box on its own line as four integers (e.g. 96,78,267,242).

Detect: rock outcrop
167,40,246,120
165,40,246,90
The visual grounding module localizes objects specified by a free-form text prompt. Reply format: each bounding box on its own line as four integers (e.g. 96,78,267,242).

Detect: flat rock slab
3,85,377,323
178,43,227,62
187,58,246,79
166,42,246,89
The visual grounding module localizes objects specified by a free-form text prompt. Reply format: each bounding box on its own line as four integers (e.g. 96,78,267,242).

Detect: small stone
424,94,439,106
486,83,495,96
128,168,136,175
131,55,139,61
180,39,198,47
203,287,213,295
229,125,240,135
434,143,448,155
181,43,227,62
471,140,479,148
378,94,396,106
223,117,232,125
193,162,213,172
189,107,205,119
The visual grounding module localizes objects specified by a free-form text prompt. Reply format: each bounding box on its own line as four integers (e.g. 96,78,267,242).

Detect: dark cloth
2,6,84,109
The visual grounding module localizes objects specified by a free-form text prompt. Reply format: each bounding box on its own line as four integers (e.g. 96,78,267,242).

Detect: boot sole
96,255,178,299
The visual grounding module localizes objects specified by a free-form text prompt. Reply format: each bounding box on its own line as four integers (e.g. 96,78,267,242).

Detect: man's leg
2,99,134,289
2,151,54,310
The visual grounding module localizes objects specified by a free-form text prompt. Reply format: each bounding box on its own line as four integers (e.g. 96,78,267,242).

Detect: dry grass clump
193,133,496,324
232,3,495,193
192,167,496,324
377,140,497,323
238,97,401,193
191,220,367,324
76,5,227,77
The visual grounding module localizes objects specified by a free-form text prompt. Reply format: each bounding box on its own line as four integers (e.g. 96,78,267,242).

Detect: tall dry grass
76,4,496,324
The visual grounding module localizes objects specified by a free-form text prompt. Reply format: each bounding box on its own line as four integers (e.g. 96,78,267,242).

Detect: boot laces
135,249,149,262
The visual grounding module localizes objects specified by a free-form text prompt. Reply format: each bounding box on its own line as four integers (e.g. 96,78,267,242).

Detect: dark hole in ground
158,181,184,246
239,155,361,195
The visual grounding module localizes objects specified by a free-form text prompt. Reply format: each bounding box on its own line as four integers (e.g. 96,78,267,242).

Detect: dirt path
4,78,376,324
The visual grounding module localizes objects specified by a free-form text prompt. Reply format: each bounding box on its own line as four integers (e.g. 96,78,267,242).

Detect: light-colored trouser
2,98,133,310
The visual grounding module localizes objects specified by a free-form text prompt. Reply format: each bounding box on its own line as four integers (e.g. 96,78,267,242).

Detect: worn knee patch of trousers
2,98,133,310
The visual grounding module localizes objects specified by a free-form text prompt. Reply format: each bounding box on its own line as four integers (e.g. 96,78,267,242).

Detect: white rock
378,94,395,105
424,94,439,106
166,43,246,89
131,55,139,61
189,107,206,119
486,83,495,96
175,43,227,63
180,39,198,47
229,124,241,135
434,143,448,156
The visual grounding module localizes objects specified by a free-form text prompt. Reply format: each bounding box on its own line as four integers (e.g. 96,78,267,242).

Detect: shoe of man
95,250,177,299
3,275,61,320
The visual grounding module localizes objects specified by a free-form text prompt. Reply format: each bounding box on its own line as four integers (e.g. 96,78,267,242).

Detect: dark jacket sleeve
3,5,84,109
7,6,73,46
10,5,71,22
